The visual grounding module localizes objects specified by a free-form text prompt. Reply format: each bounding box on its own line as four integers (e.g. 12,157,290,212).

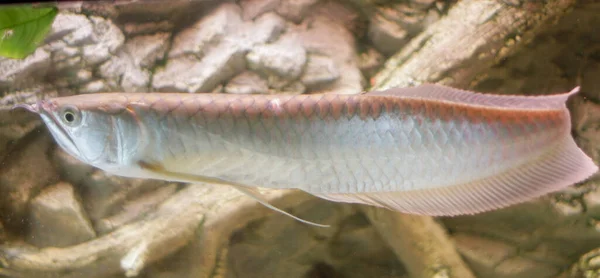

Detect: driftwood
0,185,314,278
372,0,577,90
0,0,580,277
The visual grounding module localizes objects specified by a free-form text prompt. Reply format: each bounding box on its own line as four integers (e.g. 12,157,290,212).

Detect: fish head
15,94,142,171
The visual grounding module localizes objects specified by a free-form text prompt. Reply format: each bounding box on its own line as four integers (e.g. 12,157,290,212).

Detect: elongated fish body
26,85,598,216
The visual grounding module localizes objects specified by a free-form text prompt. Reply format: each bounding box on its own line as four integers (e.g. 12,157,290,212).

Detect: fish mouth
12,101,40,113
36,101,87,163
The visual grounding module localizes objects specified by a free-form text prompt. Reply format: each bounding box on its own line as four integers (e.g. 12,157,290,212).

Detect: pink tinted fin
315,136,598,216
367,84,579,110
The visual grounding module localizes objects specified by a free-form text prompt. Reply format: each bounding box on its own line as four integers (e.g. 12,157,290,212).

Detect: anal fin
316,136,598,216
138,161,330,228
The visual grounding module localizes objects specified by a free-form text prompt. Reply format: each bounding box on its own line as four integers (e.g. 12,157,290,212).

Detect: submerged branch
372,0,577,90
0,185,312,278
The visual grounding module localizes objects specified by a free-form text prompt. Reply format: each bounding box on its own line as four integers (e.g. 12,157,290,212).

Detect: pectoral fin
138,161,330,228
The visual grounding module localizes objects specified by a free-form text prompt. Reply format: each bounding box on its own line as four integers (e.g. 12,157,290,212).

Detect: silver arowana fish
16,84,599,225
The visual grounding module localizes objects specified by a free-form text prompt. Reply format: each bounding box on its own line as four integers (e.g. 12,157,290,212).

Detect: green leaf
0,5,58,59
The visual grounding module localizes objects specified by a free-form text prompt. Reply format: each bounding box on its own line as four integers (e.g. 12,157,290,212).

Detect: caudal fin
316,134,597,217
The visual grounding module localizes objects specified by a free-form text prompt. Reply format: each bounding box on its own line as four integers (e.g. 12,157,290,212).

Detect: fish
14,84,598,226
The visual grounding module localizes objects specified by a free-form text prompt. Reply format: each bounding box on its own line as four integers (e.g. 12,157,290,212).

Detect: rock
297,15,364,94
80,1,118,18
225,71,269,94
99,33,170,92
77,169,166,225
126,33,171,68
572,96,600,166
153,43,246,93
247,36,307,88
300,54,340,90
168,3,243,58
494,256,560,278
570,247,600,278
95,184,178,234
0,132,59,230
27,182,96,248
0,49,51,88
81,16,125,65
155,5,285,93
241,0,279,20
583,183,600,217
551,199,584,218
521,243,571,266
46,13,125,76
411,0,436,9
367,13,409,55
50,13,94,46
80,80,109,94
0,91,43,160
357,47,384,80
276,0,318,23
281,81,306,94
123,21,174,36
242,12,287,45
453,233,517,277
76,69,93,83
52,147,95,186
115,0,193,20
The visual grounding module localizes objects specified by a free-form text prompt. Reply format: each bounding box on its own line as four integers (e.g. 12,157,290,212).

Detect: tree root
372,0,577,90
0,185,312,278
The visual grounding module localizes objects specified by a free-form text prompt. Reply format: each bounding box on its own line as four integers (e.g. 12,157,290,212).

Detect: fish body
25,85,598,216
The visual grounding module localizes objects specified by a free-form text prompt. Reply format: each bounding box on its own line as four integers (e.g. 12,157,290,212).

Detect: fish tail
317,87,598,216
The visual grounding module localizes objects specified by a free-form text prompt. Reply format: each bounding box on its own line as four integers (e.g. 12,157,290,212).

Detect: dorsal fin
367,84,579,110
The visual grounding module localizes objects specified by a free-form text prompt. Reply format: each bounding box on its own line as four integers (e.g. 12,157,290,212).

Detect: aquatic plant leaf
0,5,57,59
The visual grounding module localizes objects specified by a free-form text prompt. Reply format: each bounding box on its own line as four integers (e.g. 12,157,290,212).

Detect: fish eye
60,106,81,126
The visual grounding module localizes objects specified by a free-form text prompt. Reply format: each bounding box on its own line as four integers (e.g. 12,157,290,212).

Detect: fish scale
26,84,598,217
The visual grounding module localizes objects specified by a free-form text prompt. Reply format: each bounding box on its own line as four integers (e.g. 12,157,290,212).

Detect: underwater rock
153,44,246,93
95,184,178,234
168,3,243,58
247,35,307,89
80,80,110,94
0,50,50,88
0,133,59,230
99,33,170,92
123,21,174,37
81,17,125,66
46,13,125,80
300,54,340,89
494,256,560,278
276,0,318,23
368,13,409,56
27,182,96,248
240,0,279,20
453,233,517,277
154,5,285,93
78,170,165,226
225,71,270,94
281,81,306,95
